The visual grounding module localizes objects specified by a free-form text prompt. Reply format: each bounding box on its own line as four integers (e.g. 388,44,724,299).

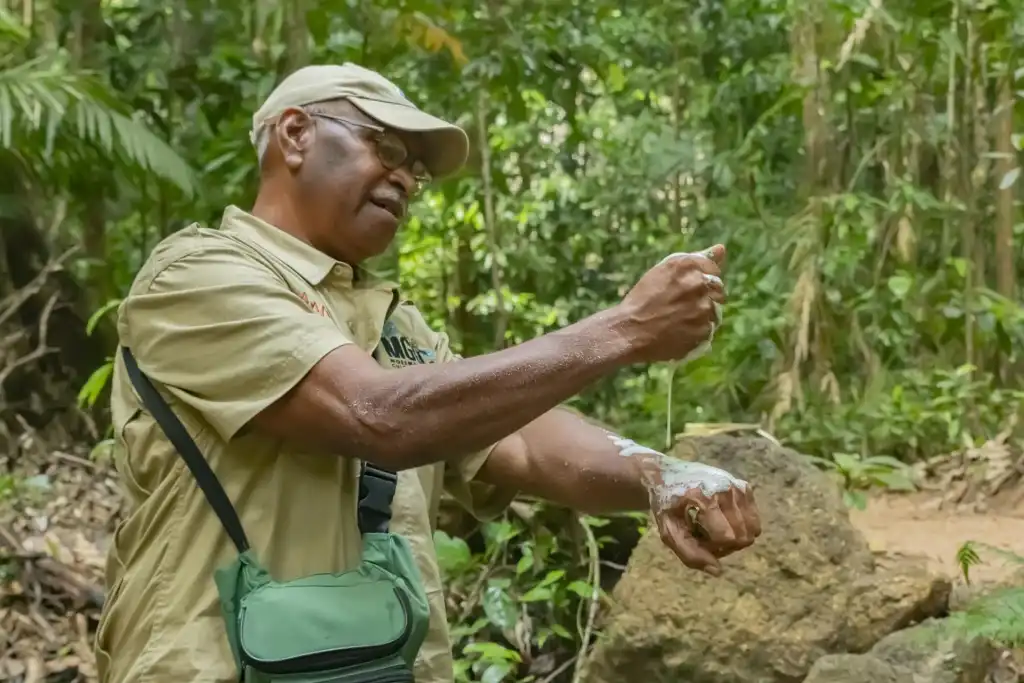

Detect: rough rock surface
583,435,952,683
804,619,997,683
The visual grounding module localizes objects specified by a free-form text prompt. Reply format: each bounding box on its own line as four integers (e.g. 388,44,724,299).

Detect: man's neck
250,190,313,247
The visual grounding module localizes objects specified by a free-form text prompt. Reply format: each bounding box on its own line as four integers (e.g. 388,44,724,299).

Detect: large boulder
804,619,997,683
584,435,952,683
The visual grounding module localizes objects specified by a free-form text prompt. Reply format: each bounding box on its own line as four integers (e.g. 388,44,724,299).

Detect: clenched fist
616,245,726,364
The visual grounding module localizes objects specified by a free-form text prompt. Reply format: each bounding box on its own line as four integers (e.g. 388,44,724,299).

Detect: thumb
699,244,727,265
657,245,727,267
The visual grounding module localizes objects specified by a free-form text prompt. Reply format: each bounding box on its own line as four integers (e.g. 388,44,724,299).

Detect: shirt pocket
112,407,156,500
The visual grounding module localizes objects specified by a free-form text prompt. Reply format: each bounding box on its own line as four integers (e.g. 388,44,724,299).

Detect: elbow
343,404,435,471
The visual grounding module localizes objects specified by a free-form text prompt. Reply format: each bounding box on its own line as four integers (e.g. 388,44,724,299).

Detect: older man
95,63,760,683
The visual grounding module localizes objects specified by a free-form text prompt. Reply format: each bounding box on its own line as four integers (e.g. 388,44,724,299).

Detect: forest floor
851,491,1024,584
1,442,1022,682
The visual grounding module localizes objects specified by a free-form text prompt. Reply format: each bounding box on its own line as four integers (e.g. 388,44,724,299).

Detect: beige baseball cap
251,63,469,178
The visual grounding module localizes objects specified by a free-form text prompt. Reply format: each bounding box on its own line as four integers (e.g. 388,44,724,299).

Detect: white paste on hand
607,433,748,505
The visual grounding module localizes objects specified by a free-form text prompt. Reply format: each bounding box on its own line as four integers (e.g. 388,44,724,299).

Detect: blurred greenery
1,0,1021,680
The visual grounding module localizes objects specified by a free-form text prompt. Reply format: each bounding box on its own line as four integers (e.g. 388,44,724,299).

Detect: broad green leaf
887,274,912,298
77,361,114,409
536,569,565,588
463,642,521,663
567,580,594,598
482,585,517,630
520,585,553,602
872,470,916,492
607,63,626,92
843,490,868,510
433,531,472,574
481,662,514,683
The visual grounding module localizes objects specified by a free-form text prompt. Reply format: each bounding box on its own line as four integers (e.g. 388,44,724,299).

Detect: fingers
692,497,736,550
716,488,749,548
742,485,763,538
658,513,722,577
663,484,762,576
659,248,724,279
706,282,726,307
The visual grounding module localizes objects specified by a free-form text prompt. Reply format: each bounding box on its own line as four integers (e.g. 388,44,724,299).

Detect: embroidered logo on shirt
298,291,328,317
380,320,435,367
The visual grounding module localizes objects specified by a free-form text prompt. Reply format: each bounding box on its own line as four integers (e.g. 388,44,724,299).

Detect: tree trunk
72,0,114,310
994,65,1016,299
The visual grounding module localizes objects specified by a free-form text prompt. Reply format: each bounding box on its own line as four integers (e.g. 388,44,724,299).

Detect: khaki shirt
96,206,515,683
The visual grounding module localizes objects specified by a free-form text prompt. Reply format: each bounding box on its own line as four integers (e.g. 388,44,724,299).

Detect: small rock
806,619,997,683
802,654,902,683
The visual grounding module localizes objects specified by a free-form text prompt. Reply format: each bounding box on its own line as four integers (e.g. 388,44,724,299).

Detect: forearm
275,309,638,470
376,313,634,466
480,407,654,514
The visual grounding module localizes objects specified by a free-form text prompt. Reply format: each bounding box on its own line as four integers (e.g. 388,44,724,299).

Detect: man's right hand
615,244,726,364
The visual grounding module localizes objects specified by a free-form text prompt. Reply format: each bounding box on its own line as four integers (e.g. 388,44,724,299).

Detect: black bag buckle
358,464,398,534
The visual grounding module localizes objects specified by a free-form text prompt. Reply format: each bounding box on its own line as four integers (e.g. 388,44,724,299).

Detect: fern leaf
956,541,982,585
0,56,196,195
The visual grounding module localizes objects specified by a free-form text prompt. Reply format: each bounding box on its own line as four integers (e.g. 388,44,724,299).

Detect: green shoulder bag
122,347,431,683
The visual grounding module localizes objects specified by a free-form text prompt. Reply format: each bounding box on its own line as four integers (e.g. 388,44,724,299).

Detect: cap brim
349,97,469,179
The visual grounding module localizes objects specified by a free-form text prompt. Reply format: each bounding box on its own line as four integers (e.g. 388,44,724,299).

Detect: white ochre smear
606,433,748,503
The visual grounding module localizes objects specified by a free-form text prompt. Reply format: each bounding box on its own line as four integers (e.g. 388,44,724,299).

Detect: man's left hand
637,455,762,576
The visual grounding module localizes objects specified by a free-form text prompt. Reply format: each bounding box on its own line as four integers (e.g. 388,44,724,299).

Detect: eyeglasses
310,113,432,189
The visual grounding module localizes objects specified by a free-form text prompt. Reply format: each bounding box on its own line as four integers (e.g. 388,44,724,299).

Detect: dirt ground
850,492,1024,584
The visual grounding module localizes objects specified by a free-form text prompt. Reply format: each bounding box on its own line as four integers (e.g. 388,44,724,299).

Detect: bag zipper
241,586,413,675
365,672,413,683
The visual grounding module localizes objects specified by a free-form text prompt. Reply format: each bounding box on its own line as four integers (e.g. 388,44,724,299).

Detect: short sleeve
419,321,517,521
120,241,354,442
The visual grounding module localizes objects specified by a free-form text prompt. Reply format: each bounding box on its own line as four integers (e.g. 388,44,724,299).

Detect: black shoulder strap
120,346,398,544
121,346,251,553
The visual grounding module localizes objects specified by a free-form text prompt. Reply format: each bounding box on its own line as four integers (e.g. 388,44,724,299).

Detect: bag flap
239,577,409,665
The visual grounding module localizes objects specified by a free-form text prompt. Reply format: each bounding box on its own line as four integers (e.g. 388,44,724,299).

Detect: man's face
272,100,426,264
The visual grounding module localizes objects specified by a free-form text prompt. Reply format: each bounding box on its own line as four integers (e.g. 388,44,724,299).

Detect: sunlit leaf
998,167,1020,190
86,298,123,336
77,361,114,409
887,274,912,298
482,584,516,630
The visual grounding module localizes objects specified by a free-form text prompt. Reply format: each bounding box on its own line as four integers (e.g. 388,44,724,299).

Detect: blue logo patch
380,320,435,366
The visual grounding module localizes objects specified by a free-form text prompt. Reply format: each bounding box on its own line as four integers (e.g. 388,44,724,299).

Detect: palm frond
0,57,196,196
0,9,27,44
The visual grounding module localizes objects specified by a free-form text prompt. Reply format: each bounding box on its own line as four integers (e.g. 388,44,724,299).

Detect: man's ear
276,107,315,171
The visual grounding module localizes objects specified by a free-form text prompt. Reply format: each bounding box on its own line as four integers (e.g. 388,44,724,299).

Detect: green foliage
433,509,627,682
956,541,983,585
804,452,916,509
781,365,1024,467
0,11,195,193
948,541,1024,649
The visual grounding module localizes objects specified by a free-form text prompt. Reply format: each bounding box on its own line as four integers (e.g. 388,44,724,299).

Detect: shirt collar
219,205,346,285
219,206,402,295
